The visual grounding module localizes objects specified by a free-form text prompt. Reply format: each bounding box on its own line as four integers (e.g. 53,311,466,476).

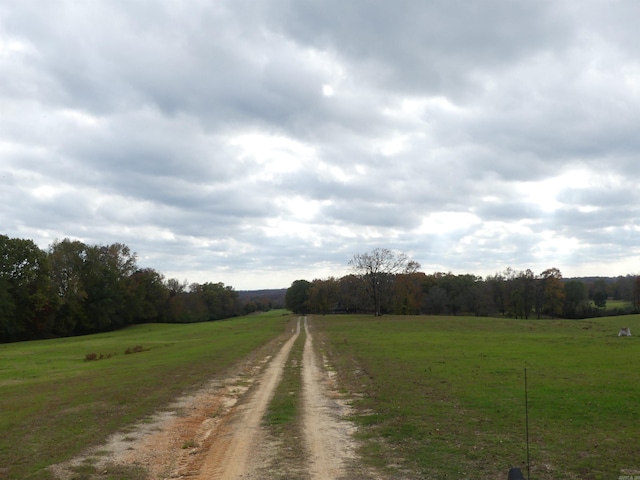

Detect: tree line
286,248,640,319
0,235,280,343
5,237,638,342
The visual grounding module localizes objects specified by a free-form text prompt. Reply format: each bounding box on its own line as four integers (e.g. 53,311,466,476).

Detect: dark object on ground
508,467,525,480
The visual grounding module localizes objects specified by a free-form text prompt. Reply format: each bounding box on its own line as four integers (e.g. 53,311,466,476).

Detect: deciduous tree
48,239,88,335
633,276,640,312
392,272,425,315
593,291,607,309
126,268,168,323
0,235,54,341
349,248,419,316
564,280,588,318
541,268,564,318
80,243,137,332
199,282,239,320
307,277,340,314
285,279,312,314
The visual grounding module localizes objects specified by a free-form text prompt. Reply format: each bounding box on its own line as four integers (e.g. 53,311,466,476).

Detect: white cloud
322,84,334,96
1,0,640,288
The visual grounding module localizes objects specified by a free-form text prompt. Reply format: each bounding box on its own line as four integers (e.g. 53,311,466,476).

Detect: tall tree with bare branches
349,248,419,316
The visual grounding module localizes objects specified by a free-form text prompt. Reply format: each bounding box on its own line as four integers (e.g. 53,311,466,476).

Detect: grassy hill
0,311,289,479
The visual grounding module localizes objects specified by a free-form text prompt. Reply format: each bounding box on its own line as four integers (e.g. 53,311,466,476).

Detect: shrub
125,345,144,355
84,352,115,361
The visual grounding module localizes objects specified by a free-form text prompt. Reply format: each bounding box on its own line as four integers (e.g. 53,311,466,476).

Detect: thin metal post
525,368,530,480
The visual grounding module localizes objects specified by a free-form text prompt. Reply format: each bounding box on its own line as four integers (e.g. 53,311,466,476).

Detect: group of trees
286,248,640,319
5,235,639,342
0,235,257,343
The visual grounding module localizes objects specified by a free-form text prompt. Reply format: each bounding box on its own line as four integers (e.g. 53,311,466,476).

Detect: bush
125,345,144,354
85,352,114,361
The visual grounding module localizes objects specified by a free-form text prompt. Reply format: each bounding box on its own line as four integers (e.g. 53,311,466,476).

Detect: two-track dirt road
51,316,377,479
187,317,303,479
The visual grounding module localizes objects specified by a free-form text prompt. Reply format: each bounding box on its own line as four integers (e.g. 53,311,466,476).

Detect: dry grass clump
84,352,114,361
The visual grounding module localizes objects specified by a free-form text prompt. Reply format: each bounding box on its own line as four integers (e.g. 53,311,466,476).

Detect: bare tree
349,248,419,316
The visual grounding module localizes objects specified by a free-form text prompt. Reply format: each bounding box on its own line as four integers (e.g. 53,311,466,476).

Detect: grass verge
315,314,640,480
0,310,290,479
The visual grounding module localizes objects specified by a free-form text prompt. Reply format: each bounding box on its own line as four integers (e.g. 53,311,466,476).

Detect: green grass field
3,312,640,479
314,314,640,480
604,299,633,311
0,311,289,480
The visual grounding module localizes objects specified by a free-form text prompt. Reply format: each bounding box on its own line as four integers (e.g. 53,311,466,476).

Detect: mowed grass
0,310,289,480
315,314,640,480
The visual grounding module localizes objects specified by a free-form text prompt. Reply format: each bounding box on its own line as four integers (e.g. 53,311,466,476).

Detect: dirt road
302,316,356,479
190,317,302,479
51,316,370,479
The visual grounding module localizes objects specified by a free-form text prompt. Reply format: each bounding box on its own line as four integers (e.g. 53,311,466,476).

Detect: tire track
192,316,301,479
302,316,357,480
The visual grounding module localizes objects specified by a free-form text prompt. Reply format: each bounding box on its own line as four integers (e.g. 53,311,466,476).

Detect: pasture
315,314,640,479
0,311,288,479
604,299,633,312
2,311,639,479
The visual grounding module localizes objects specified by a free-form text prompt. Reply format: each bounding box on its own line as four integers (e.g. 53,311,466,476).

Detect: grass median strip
262,319,306,479
0,311,289,480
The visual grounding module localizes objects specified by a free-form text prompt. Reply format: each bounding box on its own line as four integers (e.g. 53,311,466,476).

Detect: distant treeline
0,235,284,343
286,268,640,319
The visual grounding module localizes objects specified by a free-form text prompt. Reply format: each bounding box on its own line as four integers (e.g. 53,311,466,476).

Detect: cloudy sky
2,1,640,289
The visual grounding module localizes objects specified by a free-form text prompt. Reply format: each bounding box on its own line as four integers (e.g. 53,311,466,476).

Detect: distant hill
237,289,287,311
565,276,624,284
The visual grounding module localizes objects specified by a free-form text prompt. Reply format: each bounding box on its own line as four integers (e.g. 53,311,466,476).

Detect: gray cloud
2,0,640,288
267,0,572,96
